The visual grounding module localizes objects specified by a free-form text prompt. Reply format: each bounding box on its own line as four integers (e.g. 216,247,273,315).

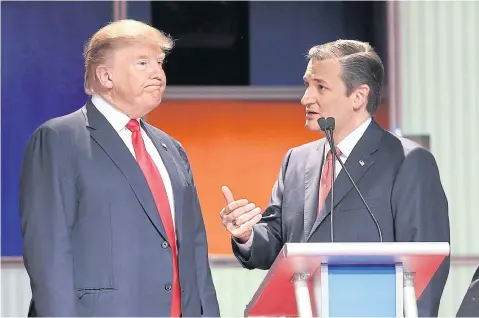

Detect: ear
95,64,113,89
352,84,370,111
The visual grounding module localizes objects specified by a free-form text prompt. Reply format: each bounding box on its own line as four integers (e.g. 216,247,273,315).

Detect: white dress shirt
324,117,371,178
237,117,372,252
91,95,176,228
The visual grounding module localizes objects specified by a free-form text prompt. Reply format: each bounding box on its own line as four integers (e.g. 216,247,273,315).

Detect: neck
98,92,137,119
331,115,371,145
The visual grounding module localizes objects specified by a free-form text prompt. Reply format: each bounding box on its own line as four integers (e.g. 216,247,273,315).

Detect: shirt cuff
234,231,254,255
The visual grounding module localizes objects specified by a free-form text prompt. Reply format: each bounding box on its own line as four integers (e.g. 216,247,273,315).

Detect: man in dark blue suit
19,19,219,317
219,40,450,317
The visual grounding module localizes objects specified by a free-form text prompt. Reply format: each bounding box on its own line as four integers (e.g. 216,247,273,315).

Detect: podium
244,242,449,318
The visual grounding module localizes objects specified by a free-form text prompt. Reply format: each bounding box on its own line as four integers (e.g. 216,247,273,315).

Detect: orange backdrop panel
148,99,389,255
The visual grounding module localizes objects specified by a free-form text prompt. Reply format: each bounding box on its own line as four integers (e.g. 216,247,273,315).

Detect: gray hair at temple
307,40,384,115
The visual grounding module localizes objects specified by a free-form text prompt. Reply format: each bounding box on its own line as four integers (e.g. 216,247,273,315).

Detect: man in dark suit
219,40,450,317
19,19,219,317
457,266,479,317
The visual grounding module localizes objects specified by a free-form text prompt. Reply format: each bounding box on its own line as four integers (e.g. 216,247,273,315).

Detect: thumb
221,185,235,204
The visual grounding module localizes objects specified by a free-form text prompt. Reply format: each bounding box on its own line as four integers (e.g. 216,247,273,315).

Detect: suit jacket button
162,241,169,248
165,283,172,291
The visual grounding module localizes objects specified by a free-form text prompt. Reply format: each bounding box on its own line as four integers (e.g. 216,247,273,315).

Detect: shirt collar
91,94,138,132
324,117,372,159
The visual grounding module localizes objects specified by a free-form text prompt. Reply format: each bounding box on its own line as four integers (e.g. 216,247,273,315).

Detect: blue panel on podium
328,264,396,317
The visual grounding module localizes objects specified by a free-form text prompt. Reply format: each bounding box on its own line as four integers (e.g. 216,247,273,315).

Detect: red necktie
126,119,181,317
318,147,341,215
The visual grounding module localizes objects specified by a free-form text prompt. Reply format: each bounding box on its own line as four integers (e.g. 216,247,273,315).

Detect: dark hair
307,40,384,115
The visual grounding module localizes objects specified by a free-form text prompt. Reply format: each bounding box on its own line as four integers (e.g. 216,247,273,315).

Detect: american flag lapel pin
359,160,365,166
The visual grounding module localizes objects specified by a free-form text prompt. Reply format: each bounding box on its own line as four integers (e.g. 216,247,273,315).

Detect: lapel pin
359,160,365,166
161,143,168,151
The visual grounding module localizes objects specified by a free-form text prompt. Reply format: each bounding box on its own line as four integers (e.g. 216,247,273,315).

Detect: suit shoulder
29,108,85,143
37,108,85,134
22,108,85,169
290,139,323,155
383,131,437,166
285,138,325,158
275,139,323,171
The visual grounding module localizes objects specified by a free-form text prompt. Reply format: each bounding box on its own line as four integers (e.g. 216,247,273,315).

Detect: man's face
301,59,355,133
108,42,166,118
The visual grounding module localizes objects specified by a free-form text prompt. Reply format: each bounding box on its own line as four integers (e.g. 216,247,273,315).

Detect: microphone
318,117,336,242
318,117,383,242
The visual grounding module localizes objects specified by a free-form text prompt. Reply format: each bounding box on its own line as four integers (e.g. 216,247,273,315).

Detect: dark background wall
152,1,387,86
1,0,387,256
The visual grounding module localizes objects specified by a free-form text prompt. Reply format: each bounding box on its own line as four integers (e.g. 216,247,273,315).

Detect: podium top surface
283,242,450,257
245,242,449,317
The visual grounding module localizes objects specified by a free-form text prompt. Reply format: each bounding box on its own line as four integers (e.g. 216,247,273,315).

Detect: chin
305,119,321,132
146,98,162,111
151,99,162,108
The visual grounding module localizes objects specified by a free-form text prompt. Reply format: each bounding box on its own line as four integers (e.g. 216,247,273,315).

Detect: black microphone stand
318,118,336,242
318,117,383,242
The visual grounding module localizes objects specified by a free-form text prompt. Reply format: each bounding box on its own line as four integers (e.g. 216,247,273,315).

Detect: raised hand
219,185,262,243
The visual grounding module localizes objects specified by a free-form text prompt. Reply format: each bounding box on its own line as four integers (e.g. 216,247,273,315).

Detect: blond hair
83,19,174,95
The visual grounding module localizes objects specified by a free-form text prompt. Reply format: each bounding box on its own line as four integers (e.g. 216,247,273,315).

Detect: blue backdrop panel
249,1,346,86
127,1,151,23
1,1,113,256
328,264,397,317
248,1,388,86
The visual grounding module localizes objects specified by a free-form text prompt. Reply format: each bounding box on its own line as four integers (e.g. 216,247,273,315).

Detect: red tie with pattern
126,119,181,317
318,147,341,215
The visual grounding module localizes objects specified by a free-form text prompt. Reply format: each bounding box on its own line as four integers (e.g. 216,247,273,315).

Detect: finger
241,213,262,230
235,207,262,226
222,185,235,204
227,199,249,214
220,199,249,217
223,203,256,223
229,214,262,235
231,203,258,220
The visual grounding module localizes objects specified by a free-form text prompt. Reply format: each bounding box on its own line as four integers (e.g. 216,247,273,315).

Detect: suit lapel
303,139,326,240
306,120,384,241
142,123,185,247
83,101,168,241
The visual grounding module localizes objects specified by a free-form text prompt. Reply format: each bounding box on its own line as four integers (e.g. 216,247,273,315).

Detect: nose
151,62,165,78
301,89,313,106
151,70,164,83
151,75,162,82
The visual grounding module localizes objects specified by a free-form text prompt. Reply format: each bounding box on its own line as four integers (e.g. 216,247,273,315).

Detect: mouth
146,83,163,88
146,85,163,92
306,111,320,116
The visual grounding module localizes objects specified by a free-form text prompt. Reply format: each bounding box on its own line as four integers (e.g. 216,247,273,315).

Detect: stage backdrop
147,99,390,255
1,1,113,256
1,0,151,257
1,0,388,257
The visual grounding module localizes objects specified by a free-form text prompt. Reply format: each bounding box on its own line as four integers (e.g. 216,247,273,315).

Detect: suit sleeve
19,125,78,316
231,148,292,270
175,142,220,317
391,147,450,317
456,266,479,317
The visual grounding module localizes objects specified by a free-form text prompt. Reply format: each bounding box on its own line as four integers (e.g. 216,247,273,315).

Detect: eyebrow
312,77,329,85
136,54,166,60
303,76,330,86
